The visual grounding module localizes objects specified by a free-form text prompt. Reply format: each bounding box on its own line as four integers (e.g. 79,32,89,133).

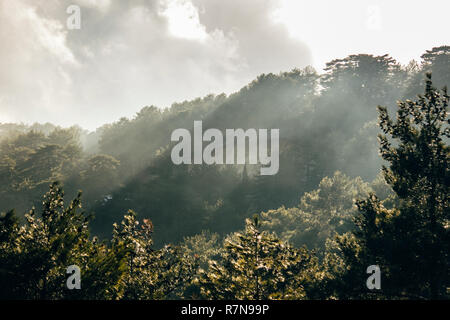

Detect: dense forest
0,46,448,299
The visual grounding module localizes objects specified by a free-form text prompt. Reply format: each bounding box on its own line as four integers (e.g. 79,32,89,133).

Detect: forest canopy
0,46,449,300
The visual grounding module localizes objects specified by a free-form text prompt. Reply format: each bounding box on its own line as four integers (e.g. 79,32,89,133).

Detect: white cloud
0,0,311,129
160,0,208,40
0,0,77,123
77,0,111,11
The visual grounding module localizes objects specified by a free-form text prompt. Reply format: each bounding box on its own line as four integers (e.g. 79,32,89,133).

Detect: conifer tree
199,216,319,299
333,74,449,299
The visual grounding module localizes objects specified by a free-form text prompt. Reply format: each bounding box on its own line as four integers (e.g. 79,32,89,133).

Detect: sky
0,0,448,130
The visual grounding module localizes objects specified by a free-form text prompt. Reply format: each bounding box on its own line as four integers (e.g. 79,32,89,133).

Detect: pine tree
112,210,198,299
199,216,319,299
333,74,449,299
0,182,129,299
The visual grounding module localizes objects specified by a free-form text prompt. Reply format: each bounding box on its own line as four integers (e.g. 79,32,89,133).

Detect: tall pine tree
333,74,449,299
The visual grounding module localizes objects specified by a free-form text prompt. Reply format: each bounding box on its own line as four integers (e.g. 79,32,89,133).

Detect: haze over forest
0,0,448,300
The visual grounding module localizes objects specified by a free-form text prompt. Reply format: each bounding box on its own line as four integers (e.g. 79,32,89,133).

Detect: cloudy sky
0,0,448,130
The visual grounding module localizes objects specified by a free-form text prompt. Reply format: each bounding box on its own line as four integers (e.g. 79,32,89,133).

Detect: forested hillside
0,46,448,299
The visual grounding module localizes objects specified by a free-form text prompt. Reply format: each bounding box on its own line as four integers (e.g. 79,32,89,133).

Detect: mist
0,1,449,301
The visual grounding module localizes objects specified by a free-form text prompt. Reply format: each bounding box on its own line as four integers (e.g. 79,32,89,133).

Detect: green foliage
0,127,82,213
199,216,320,300
322,54,403,106
332,74,449,299
180,231,222,270
260,172,384,251
111,210,198,299
78,154,121,204
0,182,128,299
2,47,448,245
0,183,196,300
0,48,448,300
